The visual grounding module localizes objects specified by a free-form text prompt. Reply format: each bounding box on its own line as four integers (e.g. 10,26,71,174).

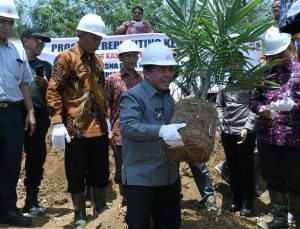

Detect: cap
20,28,51,43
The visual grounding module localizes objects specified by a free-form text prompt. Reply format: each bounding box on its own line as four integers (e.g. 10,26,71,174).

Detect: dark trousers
257,143,300,194
0,105,24,213
65,135,109,193
24,107,50,193
112,145,122,184
221,132,256,208
126,182,181,229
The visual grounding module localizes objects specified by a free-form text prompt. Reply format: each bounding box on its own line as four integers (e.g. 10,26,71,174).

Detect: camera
35,65,44,77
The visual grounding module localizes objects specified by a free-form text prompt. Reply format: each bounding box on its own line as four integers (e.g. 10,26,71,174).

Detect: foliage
13,0,171,37
161,0,274,100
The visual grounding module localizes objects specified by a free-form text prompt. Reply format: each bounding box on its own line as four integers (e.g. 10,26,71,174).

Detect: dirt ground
1,133,283,229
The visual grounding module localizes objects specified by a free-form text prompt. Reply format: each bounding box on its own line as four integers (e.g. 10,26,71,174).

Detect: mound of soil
5,131,274,229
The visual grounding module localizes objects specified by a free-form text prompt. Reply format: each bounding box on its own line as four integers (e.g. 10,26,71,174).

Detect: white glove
159,123,186,147
269,93,295,112
106,118,113,139
52,124,71,149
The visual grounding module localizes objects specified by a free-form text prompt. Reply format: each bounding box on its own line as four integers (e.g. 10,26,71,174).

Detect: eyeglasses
133,11,142,15
29,37,45,46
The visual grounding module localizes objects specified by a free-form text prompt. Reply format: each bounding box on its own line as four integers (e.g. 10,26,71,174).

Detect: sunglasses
29,37,45,46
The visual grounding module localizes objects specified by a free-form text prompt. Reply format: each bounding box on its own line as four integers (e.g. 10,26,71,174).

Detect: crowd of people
1,0,300,228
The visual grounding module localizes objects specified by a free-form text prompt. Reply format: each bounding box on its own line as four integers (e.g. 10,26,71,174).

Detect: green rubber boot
71,192,87,229
91,187,109,215
257,190,288,229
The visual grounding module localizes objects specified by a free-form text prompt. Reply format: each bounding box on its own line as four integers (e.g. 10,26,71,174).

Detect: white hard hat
261,27,291,56
118,40,140,54
141,42,178,66
77,14,106,37
0,0,19,19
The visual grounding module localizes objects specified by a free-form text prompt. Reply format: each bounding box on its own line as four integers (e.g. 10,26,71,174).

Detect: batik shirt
46,43,108,138
250,59,300,147
105,70,144,146
121,21,152,35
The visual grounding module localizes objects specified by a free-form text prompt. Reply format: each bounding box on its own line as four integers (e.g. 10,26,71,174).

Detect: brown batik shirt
105,70,144,146
46,43,108,138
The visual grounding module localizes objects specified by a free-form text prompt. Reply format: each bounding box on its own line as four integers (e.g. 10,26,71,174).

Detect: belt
0,101,20,108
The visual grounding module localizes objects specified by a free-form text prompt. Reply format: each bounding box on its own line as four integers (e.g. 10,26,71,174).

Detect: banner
11,33,260,96
11,33,177,78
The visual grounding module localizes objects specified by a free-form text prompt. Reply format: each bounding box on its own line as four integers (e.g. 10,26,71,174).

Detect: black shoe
240,208,253,217
227,203,241,212
0,208,32,226
23,203,45,216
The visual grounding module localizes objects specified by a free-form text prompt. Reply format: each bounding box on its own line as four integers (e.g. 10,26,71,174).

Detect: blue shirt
120,79,179,186
0,41,32,102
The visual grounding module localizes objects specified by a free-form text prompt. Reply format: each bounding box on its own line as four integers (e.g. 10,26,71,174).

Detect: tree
161,0,275,100
13,0,171,37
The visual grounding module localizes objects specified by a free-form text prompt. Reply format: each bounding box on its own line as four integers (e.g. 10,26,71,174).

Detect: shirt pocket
7,63,23,90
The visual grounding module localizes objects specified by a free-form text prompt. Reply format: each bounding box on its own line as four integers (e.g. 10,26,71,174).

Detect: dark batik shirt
105,70,144,146
250,59,300,147
46,43,108,138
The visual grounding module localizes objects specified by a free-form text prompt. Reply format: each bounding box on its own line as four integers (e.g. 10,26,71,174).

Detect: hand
269,93,295,112
237,128,248,144
143,20,150,28
159,123,186,147
126,21,134,27
258,105,277,120
215,125,224,143
106,118,113,139
34,75,48,89
52,124,71,149
25,109,36,136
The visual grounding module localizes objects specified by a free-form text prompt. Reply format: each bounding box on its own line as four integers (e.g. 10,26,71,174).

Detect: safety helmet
0,0,19,19
76,14,106,37
261,27,291,56
140,42,178,66
118,40,140,54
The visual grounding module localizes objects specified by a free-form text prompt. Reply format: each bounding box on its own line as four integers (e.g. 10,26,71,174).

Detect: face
132,9,143,21
272,0,280,21
78,31,102,54
119,52,139,70
0,16,14,43
23,37,45,57
144,65,176,91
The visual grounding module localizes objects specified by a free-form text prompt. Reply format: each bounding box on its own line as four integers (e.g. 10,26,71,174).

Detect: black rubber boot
291,193,300,229
0,208,32,227
91,187,109,215
257,190,288,228
23,188,45,216
71,192,87,228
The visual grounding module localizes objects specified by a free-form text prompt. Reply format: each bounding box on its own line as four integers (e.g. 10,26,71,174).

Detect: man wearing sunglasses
20,28,52,216
115,6,153,35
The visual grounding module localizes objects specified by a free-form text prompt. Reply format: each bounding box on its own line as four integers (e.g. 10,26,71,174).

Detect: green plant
162,0,275,100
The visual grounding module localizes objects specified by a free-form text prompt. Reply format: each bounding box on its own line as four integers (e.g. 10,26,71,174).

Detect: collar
1,39,12,48
141,80,170,98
